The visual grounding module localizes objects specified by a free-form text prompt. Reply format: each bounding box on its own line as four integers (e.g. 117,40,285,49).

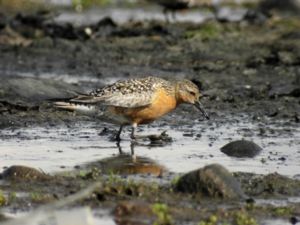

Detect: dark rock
221,140,262,158
0,165,50,181
175,164,246,199
290,216,299,225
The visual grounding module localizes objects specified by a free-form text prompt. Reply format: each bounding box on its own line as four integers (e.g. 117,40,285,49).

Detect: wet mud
0,4,300,225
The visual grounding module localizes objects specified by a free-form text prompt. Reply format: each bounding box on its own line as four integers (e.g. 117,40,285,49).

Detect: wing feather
70,90,154,108
69,77,167,108
98,91,154,108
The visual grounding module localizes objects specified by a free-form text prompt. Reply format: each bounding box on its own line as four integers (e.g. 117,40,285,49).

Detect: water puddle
0,117,299,176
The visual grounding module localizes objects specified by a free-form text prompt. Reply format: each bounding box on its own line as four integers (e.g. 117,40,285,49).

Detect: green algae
0,190,6,206
152,203,173,225
185,22,223,40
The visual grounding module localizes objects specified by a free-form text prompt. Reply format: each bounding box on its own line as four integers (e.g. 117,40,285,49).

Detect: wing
95,91,154,108
70,77,162,108
70,91,154,108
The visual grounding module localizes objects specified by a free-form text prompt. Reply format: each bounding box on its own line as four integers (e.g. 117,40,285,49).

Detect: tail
53,100,98,115
50,92,103,115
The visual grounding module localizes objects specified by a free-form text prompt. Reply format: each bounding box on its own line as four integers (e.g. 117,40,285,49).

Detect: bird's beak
194,100,210,120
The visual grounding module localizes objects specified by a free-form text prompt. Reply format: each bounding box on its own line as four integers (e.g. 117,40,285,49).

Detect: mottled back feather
70,77,174,108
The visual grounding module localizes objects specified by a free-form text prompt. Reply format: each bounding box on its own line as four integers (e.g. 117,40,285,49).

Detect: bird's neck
174,82,183,105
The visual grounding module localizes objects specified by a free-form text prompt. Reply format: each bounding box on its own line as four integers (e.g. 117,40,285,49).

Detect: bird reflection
84,141,166,176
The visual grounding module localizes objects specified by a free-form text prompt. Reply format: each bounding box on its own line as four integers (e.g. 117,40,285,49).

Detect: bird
53,76,209,142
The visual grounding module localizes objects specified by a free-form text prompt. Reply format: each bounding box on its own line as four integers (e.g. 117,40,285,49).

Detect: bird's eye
189,91,196,96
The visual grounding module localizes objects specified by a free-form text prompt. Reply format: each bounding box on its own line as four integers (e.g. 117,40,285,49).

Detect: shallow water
1,117,299,176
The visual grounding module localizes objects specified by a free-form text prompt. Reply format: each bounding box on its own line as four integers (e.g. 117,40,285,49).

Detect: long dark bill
194,100,210,120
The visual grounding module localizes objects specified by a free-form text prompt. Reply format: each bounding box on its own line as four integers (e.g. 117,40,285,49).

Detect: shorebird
54,76,209,141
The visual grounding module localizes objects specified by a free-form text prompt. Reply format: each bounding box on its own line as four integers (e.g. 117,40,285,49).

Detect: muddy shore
0,4,300,225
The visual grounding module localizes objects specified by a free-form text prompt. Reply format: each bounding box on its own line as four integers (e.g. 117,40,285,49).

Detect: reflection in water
84,141,166,176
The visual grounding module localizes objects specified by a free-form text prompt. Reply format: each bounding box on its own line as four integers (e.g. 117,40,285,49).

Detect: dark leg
116,125,123,142
130,140,135,155
130,123,137,140
116,141,123,154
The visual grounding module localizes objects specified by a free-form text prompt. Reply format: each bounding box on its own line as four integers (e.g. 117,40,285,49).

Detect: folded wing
69,91,154,108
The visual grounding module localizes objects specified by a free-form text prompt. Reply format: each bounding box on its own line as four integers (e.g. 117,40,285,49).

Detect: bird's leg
130,140,135,155
130,123,137,140
115,125,123,142
116,141,123,154
130,123,170,142
130,123,151,140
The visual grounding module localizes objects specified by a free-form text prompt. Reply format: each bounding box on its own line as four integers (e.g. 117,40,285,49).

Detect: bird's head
175,79,209,120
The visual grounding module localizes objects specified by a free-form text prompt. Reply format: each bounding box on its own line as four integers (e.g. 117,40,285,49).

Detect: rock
290,216,299,224
221,140,262,158
0,165,50,181
175,164,246,199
